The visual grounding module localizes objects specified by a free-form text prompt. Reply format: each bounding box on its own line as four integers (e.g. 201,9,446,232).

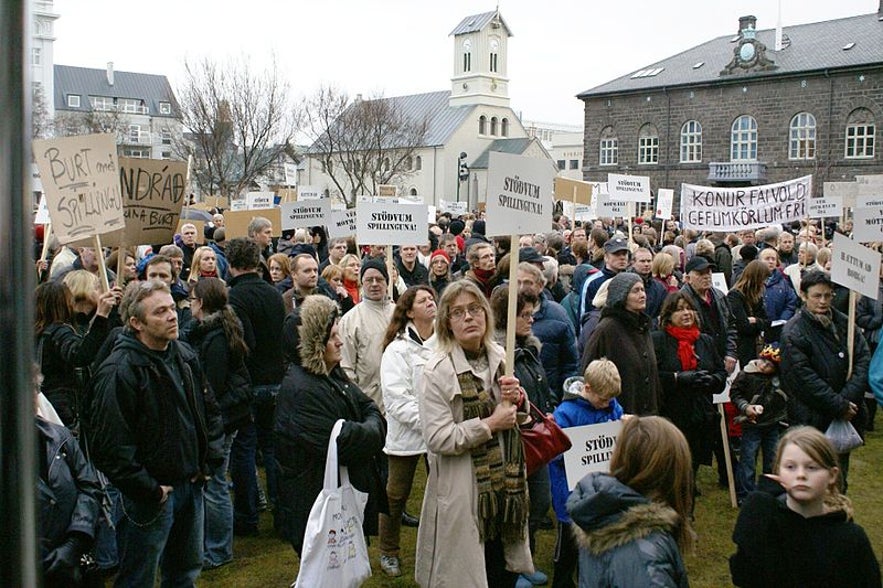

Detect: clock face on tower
739,42,756,62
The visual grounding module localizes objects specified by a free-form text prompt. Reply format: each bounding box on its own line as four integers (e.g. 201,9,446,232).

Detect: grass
202,412,883,587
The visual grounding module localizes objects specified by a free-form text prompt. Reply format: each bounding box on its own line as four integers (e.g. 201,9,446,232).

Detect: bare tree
32,85,52,139
175,55,295,199
53,106,130,142
303,87,428,207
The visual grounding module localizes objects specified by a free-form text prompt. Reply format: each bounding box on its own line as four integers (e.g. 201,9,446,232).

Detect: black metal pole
456,176,461,202
0,0,39,585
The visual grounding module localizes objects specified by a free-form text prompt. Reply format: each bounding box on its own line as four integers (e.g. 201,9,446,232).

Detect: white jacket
380,324,436,455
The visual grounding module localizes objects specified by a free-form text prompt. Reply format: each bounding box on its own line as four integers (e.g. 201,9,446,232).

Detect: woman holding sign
416,281,532,588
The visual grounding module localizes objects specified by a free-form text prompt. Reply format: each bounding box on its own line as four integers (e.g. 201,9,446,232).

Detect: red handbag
520,401,572,477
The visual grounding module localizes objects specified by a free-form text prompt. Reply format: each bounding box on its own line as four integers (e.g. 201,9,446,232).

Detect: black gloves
44,534,89,584
678,370,714,389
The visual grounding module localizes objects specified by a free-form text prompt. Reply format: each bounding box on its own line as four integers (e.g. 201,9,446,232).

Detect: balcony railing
707,161,767,183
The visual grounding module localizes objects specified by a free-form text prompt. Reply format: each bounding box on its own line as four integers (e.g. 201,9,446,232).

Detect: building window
489,39,499,73
67,94,81,108
479,115,487,135
128,125,142,143
789,112,816,160
161,151,172,160
569,160,579,170
462,39,472,72
123,148,149,158
159,101,172,115
557,160,566,170
120,98,146,114
31,47,41,65
415,156,422,171
638,124,659,165
161,129,172,145
680,120,702,162
90,96,113,111
404,156,413,170
409,188,418,197
731,115,758,161
501,118,509,137
599,126,618,166
490,117,498,136
845,108,875,159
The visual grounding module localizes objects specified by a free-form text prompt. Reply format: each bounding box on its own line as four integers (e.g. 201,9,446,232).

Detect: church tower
449,10,512,108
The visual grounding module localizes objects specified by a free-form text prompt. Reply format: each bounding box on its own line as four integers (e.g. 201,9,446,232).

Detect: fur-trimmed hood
493,328,542,354
567,472,679,555
286,295,339,376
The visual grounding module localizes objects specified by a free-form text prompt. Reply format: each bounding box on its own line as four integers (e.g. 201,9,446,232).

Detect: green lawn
202,414,883,587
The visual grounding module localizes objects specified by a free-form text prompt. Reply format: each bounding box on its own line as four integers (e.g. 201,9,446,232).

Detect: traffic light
458,152,469,181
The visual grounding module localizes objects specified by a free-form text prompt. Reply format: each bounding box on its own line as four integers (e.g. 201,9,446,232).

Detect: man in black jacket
90,280,224,586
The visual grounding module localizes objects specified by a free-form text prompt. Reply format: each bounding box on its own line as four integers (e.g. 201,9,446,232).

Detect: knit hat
360,258,389,283
605,272,642,309
430,249,450,265
758,343,781,364
449,219,466,236
740,244,758,261
592,279,612,309
472,219,486,235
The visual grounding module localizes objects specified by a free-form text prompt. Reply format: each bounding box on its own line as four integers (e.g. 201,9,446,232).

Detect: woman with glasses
416,281,532,588
338,253,362,304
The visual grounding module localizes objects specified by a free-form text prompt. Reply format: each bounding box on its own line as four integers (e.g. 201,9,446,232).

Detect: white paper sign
326,208,357,241
856,195,883,208
655,188,674,219
297,185,321,200
246,191,275,210
427,205,437,224
712,272,729,295
607,173,651,203
485,151,555,237
230,199,247,211
440,199,469,216
356,200,427,245
824,181,858,209
562,420,623,491
714,364,740,404
852,206,883,244
807,196,844,218
856,175,883,198
280,200,330,231
830,233,881,300
595,190,634,218
34,194,50,225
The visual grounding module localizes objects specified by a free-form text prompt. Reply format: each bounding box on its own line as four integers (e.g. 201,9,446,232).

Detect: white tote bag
294,419,371,588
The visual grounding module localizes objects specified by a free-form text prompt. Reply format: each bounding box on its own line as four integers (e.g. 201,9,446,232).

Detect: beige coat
338,297,395,414
415,342,533,588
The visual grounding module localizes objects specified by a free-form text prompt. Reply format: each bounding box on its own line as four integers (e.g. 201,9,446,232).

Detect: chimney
106,61,114,86
738,15,757,35
775,0,783,51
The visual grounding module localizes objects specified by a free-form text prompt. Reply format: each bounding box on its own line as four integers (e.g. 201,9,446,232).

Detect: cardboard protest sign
485,151,555,237
830,233,880,300
297,185,321,201
376,185,397,198
608,173,651,203
562,421,623,490
280,200,330,231
34,194,50,225
553,177,592,205
223,208,282,239
655,188,674,219
246,191,275,210
33,133,125,244
807,196,844,219
356,201,427,245
326,208,357,241
118,157,188,246
175,219,205,244
680,175,811,231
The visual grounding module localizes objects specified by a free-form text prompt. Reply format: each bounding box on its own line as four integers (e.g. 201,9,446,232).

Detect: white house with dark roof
303,9,553,210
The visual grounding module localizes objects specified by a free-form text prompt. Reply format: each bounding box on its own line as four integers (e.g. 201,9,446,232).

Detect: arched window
479,115,487,135
638,123,659,164
680,120,702,163
501,118,509,137
382,157,390,172
599,126,618,165
490,117,498,136
845,108,875,159
404,156,413,170
789,112,816,160
409,187,418,197
462,39,472,72
489,38,499,73
731,115,758,161
415,155,422,171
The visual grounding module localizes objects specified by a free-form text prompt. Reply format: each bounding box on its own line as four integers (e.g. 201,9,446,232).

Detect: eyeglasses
449,303,484,321
363,276,386,285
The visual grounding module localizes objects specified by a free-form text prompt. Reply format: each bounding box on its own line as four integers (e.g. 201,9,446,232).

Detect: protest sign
712,273,729,295
175,219,205,244
595,189,634,219
376,184,397,198
807,196,844,219
356,201,427,246
824,181,858,209
562,421,623,491
427,205,437,224
608,173,651,203
223,208,282,239
326,208,357,241
118,157,188,245
562,201,595,223
280,200,330,231
230,199,247,211
714,365,740,404
553,177,592,205
830,233,880,300
856,174,883,198
852,199,883,243
34,194,50,225
680,175,811,231
246,191,275,210
485,151,555,237
297,185,322,201
440,199,469,216
32,133,125,244
655,188,674,219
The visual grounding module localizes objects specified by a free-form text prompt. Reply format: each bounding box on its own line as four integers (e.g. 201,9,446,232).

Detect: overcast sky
52,0,876,126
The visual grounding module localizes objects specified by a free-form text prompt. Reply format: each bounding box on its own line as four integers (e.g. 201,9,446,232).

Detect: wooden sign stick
93,234,110,293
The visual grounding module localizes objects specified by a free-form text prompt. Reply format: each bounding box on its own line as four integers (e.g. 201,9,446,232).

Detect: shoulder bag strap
322,419,347,491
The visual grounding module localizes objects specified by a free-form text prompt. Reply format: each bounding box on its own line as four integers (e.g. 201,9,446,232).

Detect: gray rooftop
470,138,535,169
578,11,883,98
54,64,179,116
449,10,512,37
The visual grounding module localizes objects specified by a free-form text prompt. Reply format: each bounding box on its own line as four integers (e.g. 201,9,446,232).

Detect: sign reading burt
562,420,623,491
356,200,427,245
830,233,880,300
118,157,188,245
33,133,125,244
280,200,330,231
326,208,357,241
680,175,810,231
607,173,651,202
485,151,555,236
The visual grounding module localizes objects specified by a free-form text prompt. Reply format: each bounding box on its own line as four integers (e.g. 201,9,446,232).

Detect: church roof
53,64,179,115
450,11,513,37
578,11,883,98
470,137,536,169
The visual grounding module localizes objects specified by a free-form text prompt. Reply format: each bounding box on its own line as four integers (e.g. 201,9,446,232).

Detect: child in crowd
729,344,788,500
549,359,625,588
730,427,881,587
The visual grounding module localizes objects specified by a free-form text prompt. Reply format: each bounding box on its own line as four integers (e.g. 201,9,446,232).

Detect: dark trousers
484,536,519,588
230,420,258,530
552,523,578,588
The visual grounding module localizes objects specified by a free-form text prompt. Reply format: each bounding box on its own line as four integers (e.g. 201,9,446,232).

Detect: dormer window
159,101,172,115
67,94,81,108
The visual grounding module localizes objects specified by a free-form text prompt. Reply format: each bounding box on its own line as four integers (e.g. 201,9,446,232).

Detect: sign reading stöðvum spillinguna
485,151,555,237
356,200,427,246
561,420,623,491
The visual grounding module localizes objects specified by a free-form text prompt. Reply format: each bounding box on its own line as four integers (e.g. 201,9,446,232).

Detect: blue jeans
230,420,259,531
94,483,121,571
116,481,204,588
252,385,280,507
203,433,234,567
738,425,780,496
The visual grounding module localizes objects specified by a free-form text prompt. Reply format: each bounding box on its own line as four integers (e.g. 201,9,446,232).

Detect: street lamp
456,152,468,202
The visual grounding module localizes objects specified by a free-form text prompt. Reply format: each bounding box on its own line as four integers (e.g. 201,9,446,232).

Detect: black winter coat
781,308,871,433
496,331,556,414
227,272,286,386
727,289,769,368
681,284,738,361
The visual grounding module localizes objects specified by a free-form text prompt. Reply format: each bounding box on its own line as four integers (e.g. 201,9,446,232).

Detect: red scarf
665,325,700,370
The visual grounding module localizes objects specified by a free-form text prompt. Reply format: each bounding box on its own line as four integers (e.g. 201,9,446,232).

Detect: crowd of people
31,208,883,587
